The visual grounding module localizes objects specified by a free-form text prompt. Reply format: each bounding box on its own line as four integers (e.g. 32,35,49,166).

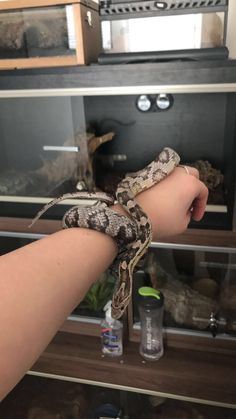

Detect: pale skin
0,166,208,400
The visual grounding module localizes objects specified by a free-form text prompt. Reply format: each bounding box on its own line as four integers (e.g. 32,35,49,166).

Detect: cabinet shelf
30,332,236,409
0,60,236,92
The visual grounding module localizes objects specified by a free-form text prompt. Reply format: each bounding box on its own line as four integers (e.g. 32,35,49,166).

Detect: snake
111,147,180,318
28,191,115,227
30,147,180,319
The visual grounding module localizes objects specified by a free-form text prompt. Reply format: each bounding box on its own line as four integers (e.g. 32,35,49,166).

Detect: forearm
0,228,117,399
0,165,208,399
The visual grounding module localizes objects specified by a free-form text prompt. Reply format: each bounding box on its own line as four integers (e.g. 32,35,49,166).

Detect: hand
136,165,208,240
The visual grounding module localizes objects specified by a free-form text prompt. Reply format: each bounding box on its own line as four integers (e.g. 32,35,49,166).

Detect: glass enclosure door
132,245,236,338
0,91,235,228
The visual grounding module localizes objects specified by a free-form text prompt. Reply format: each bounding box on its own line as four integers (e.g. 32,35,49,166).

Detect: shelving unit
1,60,236,90
29,332,236,409
1,60,236,411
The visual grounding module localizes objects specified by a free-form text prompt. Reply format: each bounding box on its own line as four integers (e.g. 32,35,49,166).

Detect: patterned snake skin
111,147,180,318
30,147,180,319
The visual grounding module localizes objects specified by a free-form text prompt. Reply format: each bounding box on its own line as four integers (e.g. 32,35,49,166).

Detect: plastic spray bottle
101,300,123,356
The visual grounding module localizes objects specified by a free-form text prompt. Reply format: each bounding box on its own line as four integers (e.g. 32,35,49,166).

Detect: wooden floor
30,332,236,409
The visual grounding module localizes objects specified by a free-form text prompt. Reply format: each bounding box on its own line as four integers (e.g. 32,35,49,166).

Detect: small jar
138,287,164,361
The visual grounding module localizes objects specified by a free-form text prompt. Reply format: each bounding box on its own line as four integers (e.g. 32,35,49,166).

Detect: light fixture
156,93,173,111
136,95,152,112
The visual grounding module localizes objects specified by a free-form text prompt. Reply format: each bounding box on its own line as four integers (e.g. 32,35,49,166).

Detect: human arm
0,228,117,400
0,166,208,399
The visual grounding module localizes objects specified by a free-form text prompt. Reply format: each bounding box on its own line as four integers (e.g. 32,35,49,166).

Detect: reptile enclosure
0,0,101,69
1,62,236,409
0,64,236,231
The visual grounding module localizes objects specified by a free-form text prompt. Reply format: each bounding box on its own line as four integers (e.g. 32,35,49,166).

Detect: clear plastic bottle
101,300,123,356
138,287,164,361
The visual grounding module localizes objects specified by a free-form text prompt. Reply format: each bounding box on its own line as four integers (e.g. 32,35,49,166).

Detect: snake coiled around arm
30,147,180,319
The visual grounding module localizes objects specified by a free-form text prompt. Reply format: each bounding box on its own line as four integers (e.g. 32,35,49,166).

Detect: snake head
111,280,131,320
111,304,126,320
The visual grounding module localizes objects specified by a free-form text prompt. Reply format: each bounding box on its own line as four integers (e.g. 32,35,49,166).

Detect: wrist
112,195,159,240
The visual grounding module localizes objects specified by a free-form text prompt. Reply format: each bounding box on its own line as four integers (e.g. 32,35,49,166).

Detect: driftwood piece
36,131,114,192
145,253,218,330
36,138,77,185
75,131,114,191
0,132,114,196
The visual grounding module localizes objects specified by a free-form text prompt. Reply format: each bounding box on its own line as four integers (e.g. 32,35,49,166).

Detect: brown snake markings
112,147,180,318
30,147,180,319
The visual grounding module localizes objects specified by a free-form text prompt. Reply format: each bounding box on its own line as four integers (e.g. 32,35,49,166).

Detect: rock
192,278,219,299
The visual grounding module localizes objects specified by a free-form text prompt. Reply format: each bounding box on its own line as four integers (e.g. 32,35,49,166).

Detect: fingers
177,165,208,221
191,182,209,221
178,165,199,179
186,166,200,179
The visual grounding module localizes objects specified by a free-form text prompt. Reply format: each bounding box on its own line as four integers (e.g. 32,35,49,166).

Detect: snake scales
30,147,180,319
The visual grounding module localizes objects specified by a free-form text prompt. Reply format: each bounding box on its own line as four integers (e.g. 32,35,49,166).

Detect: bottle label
146,317,152,350
101,327,119,349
